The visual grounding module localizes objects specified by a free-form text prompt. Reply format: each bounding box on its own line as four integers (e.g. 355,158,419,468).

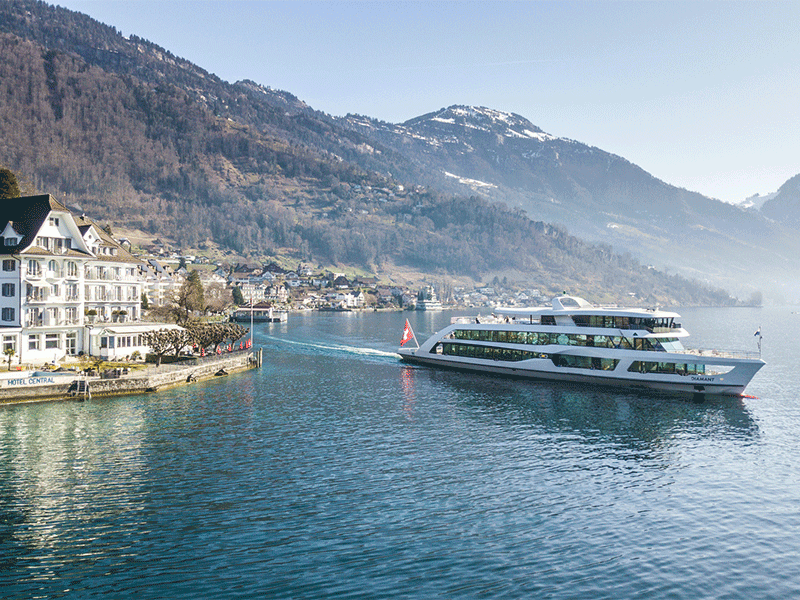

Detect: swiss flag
400,319,415,347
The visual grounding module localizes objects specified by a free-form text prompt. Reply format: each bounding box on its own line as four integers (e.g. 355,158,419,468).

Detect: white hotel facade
0,194,163,365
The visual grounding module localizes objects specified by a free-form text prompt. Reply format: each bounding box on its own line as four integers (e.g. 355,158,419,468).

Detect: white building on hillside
140,258,184,308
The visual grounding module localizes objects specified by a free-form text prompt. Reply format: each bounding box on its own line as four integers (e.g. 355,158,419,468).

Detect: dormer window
4,237,16,246
49,217,60,227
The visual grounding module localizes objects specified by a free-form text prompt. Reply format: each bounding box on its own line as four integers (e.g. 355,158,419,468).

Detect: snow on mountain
738,191,777,211
403,105,559,145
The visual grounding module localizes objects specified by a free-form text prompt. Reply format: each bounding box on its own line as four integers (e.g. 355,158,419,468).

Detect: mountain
0,0,789,304
340,106,800,297
738,191,777,212
760,173,800,224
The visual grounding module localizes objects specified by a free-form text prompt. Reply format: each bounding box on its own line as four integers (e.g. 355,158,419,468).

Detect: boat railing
685,348,761,360
451,315,515,325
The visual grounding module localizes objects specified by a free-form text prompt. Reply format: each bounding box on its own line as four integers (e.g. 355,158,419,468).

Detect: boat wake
262,336,399,361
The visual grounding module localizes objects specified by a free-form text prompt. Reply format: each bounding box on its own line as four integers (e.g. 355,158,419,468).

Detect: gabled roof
0,194,79,256
73,214,144,265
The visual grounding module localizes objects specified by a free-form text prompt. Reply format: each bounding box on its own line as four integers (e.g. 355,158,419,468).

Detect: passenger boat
398,295,764,397
415,286,443,311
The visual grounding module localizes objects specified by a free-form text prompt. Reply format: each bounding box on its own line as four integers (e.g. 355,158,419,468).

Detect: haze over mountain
0,0,797,303
341,106,800,299
760,174,800,225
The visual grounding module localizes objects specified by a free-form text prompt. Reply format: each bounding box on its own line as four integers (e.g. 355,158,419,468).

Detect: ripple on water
2,310,800,599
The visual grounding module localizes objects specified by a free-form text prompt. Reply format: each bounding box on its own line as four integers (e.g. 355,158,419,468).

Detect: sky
52,1,799,204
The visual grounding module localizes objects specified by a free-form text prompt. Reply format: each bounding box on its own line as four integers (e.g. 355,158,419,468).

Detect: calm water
2,307,799,599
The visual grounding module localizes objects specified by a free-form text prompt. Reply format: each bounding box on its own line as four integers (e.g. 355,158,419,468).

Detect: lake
1,306,799,599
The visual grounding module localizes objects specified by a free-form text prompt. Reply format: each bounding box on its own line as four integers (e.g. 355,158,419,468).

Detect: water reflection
0,400,151,581
407,365,759,454
400,366,417,421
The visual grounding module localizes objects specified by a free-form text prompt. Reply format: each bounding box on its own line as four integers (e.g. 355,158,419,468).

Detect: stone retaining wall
0,352,257,405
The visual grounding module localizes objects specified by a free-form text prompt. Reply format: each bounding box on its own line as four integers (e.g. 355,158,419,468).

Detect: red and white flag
400,319,415,347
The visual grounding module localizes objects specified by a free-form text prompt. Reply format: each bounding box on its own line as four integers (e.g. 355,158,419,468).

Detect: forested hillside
0,0,738,305
341,107,800,297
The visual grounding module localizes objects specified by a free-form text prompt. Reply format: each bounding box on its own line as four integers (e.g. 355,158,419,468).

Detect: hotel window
48,260,58,272
49,216,60,227
1,283,14,297
2,335,15,353
45,333,59,349
65,332,77,355
1,307,15,321
27,260,41,276
27,308,42,326
66,261,78,277
28,334,40,351
2,259,15,271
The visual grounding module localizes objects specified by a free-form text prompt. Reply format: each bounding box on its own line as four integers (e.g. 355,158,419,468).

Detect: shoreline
0,350,261,406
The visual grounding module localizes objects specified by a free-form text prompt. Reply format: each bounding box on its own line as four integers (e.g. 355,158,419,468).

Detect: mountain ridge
0,0,796,303
339,106,800,297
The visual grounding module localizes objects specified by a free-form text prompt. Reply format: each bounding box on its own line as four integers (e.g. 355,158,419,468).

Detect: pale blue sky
53,1,799,204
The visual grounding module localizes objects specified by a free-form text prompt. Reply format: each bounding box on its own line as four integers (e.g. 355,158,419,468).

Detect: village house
140,258,184,308
333,275,350,289
284,272,302,287
0,195,175,365
231,280,270,303
324,290,365,309
264,284,289,305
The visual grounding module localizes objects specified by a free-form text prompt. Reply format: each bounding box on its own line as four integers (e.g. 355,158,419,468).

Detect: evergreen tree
0,168,21,199
232,286,245,306
174,270,205,324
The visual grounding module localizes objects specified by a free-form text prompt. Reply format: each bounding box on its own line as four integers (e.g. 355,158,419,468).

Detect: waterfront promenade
0,349,261,405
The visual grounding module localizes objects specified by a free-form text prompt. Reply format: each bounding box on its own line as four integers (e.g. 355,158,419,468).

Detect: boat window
573,334,588,346
551,355,619,371
447,329,675,353
657,338,685,352
438,342,540,362
628,361,707,376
